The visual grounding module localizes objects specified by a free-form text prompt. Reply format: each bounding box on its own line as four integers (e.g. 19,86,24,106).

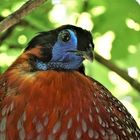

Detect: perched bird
0,25,140,140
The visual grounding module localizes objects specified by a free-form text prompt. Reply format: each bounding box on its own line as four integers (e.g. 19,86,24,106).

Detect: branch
0,19,41,46
0,0,47,32
95,53,140,93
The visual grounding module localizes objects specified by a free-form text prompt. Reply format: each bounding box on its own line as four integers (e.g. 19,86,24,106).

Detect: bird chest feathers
0,25,140,140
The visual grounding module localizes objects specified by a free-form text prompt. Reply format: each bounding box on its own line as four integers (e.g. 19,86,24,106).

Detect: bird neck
4,52,86,80
35,58,83,71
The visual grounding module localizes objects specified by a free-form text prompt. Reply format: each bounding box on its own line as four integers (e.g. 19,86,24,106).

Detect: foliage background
0,0,140,126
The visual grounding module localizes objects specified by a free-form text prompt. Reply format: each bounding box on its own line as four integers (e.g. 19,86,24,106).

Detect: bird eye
59,30,71,42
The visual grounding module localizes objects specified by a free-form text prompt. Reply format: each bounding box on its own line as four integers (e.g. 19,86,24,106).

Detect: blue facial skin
36,29,84,70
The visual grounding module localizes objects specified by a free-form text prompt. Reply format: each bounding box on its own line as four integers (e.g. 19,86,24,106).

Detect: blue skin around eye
51,29,77,61
36,29,83,70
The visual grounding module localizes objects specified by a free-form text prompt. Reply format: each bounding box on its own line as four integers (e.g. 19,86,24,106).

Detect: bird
0,24,140,140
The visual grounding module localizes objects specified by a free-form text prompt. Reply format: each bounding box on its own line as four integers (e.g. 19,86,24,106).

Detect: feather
0,25,139,139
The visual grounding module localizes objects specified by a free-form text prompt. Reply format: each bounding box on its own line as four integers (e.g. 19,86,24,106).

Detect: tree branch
95,53,140,93
0,19,41,47
0,0,47,32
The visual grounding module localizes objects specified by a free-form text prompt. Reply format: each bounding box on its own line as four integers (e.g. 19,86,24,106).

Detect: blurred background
0,0,140,126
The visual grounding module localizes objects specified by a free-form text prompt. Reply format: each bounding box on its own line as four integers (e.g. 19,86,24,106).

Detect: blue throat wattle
35,57,83,71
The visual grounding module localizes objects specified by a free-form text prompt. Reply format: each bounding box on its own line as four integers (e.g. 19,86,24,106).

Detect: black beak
69,47,94,62
80,48,94,62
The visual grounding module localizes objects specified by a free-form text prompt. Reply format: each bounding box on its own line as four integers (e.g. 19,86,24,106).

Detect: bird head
24,25,94,71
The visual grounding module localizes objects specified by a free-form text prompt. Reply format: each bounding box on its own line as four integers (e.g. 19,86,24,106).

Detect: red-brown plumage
0,25,140,140
0,51,140,140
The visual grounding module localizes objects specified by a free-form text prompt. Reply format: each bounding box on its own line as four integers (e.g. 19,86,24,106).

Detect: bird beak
81,48,94,62
69,48,94,62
